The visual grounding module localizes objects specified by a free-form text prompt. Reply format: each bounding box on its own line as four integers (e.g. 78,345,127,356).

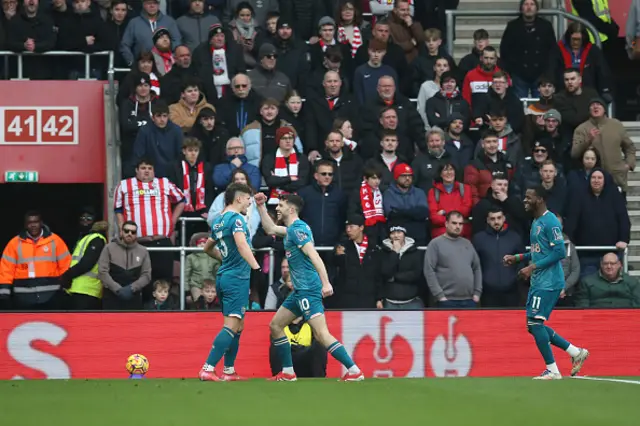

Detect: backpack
433,183,464,203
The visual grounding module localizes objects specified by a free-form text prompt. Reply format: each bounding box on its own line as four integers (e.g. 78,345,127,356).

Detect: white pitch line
571,376,640,385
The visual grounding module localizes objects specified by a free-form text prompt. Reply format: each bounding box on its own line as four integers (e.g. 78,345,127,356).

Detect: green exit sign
5,171,39,183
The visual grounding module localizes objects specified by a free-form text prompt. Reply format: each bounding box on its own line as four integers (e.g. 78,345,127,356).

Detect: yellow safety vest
284,323,313,347
68,233,106,299
572,0,611,43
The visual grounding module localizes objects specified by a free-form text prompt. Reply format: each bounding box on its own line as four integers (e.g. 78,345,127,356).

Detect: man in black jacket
319,130,364,195
471,174,528,238
160,45,199,105
5,0,56,79
279,0,324,42
119,72,157,171
217,73,263,137
472,70,525,134
425,71,471,131
499,0,558,98
271,17,311,93
105,1,130,69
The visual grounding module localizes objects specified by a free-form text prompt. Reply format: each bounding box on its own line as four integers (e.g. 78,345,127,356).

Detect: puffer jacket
379,237,424,302
97,239,152,293
185,252,220,291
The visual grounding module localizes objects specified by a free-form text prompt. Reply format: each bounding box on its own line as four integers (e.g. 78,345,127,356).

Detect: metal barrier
0,50,115,80
145,218,629,310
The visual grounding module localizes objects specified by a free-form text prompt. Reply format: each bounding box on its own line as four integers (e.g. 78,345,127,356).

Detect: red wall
1,310,638,380
564,0,631,36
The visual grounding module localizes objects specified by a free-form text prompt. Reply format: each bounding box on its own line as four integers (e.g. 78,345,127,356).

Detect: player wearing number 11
254,192,364,381
503,186,589,380
198,183,262,382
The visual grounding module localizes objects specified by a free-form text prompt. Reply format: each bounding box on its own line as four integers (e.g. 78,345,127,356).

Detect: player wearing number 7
198,183,262,382
503,186,589,380
254,192,364,381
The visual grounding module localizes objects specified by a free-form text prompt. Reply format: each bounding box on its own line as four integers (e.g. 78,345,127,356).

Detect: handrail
0,50,114,80
144,217,628,310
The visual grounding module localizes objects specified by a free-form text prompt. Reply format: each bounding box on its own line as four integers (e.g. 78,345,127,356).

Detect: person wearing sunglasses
511,138,566,205
247,43,292,103
98,221,152,310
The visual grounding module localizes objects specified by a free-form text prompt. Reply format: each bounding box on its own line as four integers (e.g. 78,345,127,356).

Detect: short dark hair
153,100,169,115
314,159,334,173
111,0,127,8
530,185,549,201
379,105,396,118
24,210,42,221
381,128,398,140
136,157,155,169
230,168,254,190
445,211,463,221
122,220,138,230
473,29,489,40
492,171,508,181
487,206,504,216
564,67,581,76
482,129,500,140
489,108,507,118
324,45,343,62
279,194,304,213
153,279,171,292
224,183,253,206
434,162,457,183
375,18,390,27
363,165,382,179
482,46,497,55
181,78,201,93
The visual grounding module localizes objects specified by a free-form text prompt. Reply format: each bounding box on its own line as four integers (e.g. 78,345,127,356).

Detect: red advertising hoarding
0,81,105,184
1,310,638,380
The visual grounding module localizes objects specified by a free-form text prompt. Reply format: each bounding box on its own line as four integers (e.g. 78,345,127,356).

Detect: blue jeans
510,74,540,99
437,299,477,309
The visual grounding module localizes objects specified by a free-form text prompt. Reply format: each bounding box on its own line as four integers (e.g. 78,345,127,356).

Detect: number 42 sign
0,107,78,144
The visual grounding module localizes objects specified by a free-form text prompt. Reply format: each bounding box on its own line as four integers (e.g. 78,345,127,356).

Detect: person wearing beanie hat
543,109,562,125
119,71,157,166
425,69,470,131
511,137,567,203
247,43,292,102
308,15,354,76
444,112,475,171
521,77,556,154
416,57,453,130
150,27,174,76
353,37,398,104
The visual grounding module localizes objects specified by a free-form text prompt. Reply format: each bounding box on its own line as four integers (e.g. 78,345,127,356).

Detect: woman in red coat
428,162,473,239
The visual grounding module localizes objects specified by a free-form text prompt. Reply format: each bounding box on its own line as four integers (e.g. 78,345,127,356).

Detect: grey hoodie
98,239,152,293
120,11,182,66
176,12,221,53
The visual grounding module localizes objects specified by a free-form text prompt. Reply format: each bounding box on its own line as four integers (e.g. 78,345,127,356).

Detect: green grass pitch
3,378,640,425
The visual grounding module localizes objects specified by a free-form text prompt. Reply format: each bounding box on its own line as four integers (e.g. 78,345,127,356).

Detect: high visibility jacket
68,233,106,299
572,0,611,43
0,228,71,305
284,323,313,347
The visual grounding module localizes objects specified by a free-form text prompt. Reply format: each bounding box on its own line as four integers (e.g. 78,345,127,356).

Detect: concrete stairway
624,122,640,275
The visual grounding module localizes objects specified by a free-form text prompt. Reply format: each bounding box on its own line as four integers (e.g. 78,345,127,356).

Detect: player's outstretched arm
254,194,287,237
233,232,261,270
301,242,332,295
203,238,222,261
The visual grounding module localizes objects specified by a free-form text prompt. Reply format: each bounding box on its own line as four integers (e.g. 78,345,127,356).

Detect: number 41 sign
0,107,78,144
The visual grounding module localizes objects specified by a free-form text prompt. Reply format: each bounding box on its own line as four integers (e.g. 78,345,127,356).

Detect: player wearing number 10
504,186,589,380
255,193,364,382
198,183,262,382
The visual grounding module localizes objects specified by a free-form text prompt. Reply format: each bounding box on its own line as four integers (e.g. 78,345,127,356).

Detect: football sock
272,336,294,373
546,362,560,374
327,341,356,370
224,331,242,369
565,344,581,358
206,327,236,367
529,323,555,365
545,326,570,351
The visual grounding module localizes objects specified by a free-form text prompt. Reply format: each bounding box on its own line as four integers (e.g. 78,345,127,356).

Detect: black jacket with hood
379,237,424,302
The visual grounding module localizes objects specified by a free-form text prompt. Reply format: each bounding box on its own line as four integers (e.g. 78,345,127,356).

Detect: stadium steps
623,123,640,273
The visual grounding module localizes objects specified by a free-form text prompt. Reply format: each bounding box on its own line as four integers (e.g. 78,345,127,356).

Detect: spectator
364,129,408,191
551,22,612,98
264,11,279,37
192,23,246,102
462,46,503,109
169,79,216,133
565,169,630,277
60,220,108,310
98,221,152,310
354,19,411,96
473,108,523,166
308,16,354,79
213,137,261,190
471,172,528,237
522,77,556,154
51,0,71,31
319,130,364,195
117,51,161,105
572,98,636,195
252,208,285,285
0,211,70,310
627,0,640,59
387,0,424,64
332,215,381,309
537,160,568,217
353,38,399,105
145,279,178,310
160,45,199,105
131,100,183,178
416,57,453,128
556,215,581,305
278,0,324,42
261,126,310,205
378,221,424,309
119,72,157,170
383,163,430,246
458,28,490,79
500,0,557,98
428,162,472,239
425,71,470,132
268,317,328,378
114,159,185,296
554,68,599,139
511,139,563,203
5,0,56,79
218,73,262,137
188,107,230,166
185,234,221,305
149,28,175,77
229,2,265,68
299,160,347,249
333,118,358,153
472,71,524,134
270,17,311,93
223,0,279,27
120,0,181,68
193,279,221,310
306,44,352,97
247,43,292,103
414,28,456,85
412,127,453,194
348,165,387,244
472,207,524,307
264,258,293,310
424,211,482,308
304,70,359,156
576,253,640,308
335,0,363,57
566,146,615,194
571,0,620,48
445,114,475,172
176,0,221,53
242,98,303,167
1,0,18,27
280,91,306,144
207,168,261,237
540,109,573,172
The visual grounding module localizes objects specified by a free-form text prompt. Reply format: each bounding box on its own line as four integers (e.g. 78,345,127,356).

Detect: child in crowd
185,233,221,304
145,279,178,311
194,279,221,310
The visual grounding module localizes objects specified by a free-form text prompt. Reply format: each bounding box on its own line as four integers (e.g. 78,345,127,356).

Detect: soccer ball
125,354,149,376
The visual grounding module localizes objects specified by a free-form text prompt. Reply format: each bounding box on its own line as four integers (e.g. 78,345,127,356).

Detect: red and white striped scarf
360,180,386,227
182,161,206,212
337,26,361,58
149,72,160,97
268,149,298,205
152,47,175,74
354,234,369,264
318,39,336,52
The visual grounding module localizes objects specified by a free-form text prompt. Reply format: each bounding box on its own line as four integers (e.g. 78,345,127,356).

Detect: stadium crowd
1,0,639,313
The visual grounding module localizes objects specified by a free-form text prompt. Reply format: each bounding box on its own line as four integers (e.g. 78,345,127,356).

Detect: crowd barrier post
0,51,114,80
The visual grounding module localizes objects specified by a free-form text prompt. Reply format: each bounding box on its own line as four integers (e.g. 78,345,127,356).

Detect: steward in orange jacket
0,212,71,309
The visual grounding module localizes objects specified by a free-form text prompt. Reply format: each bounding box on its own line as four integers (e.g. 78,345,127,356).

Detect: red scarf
182,161,206,212
152,47,174,74
268,149,298,204
150,72,160,96
210,44,228,97
355,234,369,264
360,180,386,226
337,26,361,58
319,39,335,52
